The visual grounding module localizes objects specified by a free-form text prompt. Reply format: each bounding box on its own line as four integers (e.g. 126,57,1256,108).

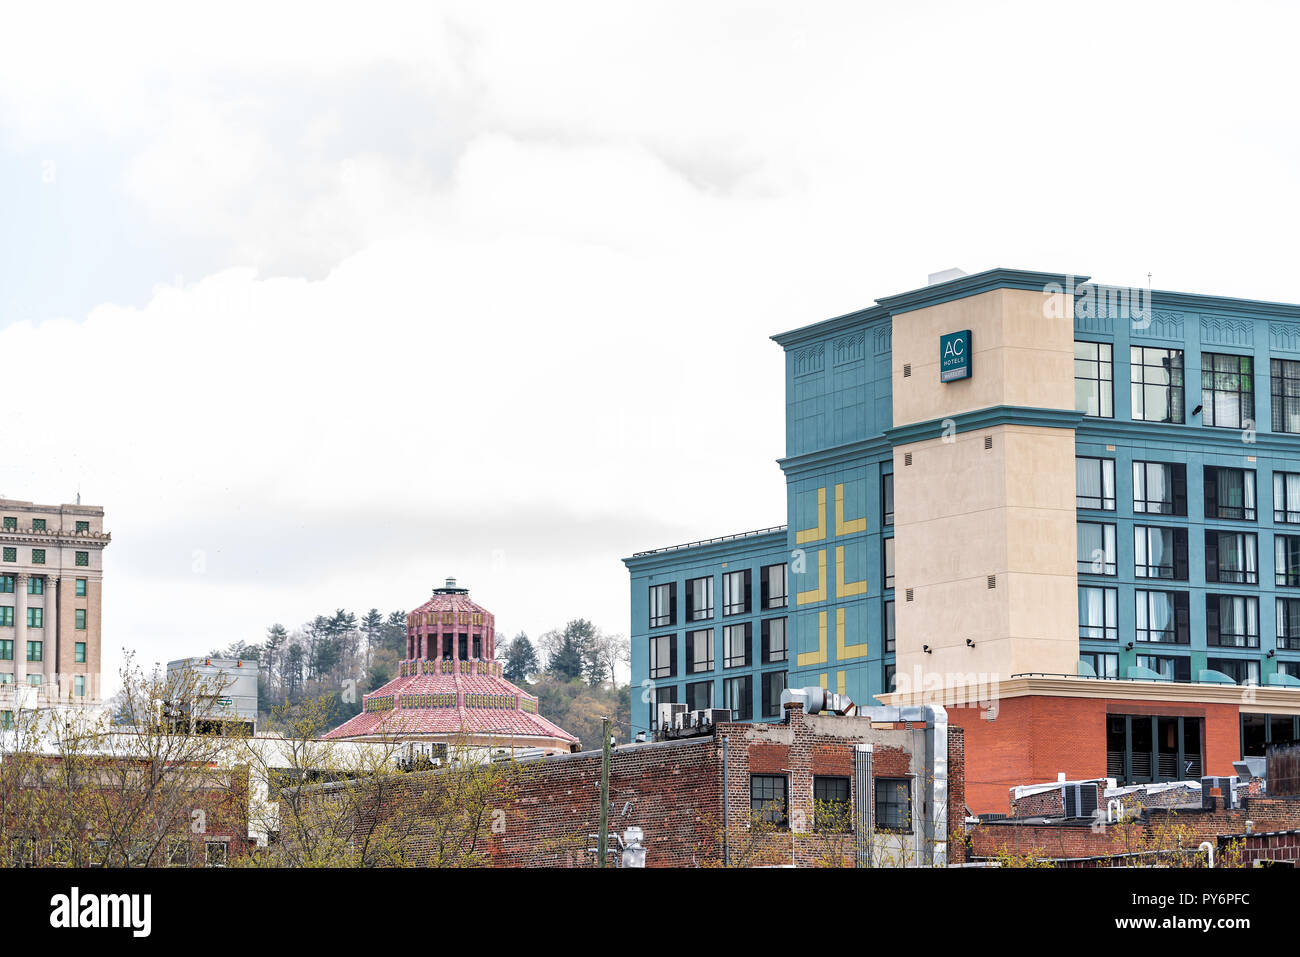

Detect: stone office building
0,497,109,715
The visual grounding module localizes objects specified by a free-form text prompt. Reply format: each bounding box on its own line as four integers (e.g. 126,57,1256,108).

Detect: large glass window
27,577,43,595
1271,358,1300,433
723,623,752,668
0,608,11,628
686,629,713,674
1134,526,1188,580
685,680,712,711
1201,352,1254,429
1206,530,1258,584
26,608,41,629
1278,598,1300,650
649,583,676,628
1207,657,1260,685
1206,594,1259,648
760,564,787,609
1277,535,1300,587
1204,466,1256,521
649,633,676,680
761,671,786,718
685,576,713,621
761,617,787,663
875,778,912,832
1074,341,1113,417
1136,655,1192,682
1135,590,1189,644
1108,714,1202,783
1078,522,1117,575
1079,586,1118,641
723,570,751,616
723,675,753,721
750,774,788,827
1133,461,1186,515
1080,651,1119,678
1275,472,1300,524
1130,346,1185,423
1076,457,1116,510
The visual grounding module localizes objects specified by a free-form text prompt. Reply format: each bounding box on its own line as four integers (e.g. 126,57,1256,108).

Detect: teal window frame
75,578,87,597
26,608,42,628
26,640,41,662
75,609,86,630
75,642,86,663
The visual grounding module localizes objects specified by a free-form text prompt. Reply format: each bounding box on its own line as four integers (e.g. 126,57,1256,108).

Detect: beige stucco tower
885,280,1082,690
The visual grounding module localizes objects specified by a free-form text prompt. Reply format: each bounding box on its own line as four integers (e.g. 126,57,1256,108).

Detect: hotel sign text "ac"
939,329,972,382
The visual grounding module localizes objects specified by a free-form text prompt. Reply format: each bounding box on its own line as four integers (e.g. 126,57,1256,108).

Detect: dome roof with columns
323,580,578,751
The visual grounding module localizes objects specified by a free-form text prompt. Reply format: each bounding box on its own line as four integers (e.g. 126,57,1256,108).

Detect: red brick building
362,703,967,867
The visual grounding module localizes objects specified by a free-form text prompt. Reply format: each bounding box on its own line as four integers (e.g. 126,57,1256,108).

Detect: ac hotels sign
939,329,971,382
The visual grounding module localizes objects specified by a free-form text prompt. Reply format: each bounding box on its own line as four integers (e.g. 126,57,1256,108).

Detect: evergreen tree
543,621,589,681
502,632,540,683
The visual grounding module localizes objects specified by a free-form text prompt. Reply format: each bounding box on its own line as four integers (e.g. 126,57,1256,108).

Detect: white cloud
4,0,1300,691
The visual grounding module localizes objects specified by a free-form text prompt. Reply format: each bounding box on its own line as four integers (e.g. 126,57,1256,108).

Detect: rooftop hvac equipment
1062,783,1099,819
658,702,688,732
780,686,857,716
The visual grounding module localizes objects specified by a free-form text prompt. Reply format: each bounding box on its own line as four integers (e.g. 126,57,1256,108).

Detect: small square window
75,551,89,567
875,778,913,832
31,519,45,532
31,550,44,565
204,842,228,868
75,521,89,533
2,517,15,530
1,548,13,563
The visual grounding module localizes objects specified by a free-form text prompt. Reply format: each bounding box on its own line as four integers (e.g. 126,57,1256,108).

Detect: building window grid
1135,590,1189,645
750,774,788,828
1133,461,1186,516
1130,346,1185,424
1076,457,1116,510
1272,358,1300,434
760,564,788,610
723,570,751,617
1133,525,1187,580
1079,586,1118,642
1201,352,1255,430
1204,466,1256,522
686,629,714,674
1074,341,1114,418
723,622,752,669
875,778,912,833
1206,530,1258,585
1078,522,1118,576
813,776,853,833
761,617,787,663
1278,536,1300,588
1206,594,1259,648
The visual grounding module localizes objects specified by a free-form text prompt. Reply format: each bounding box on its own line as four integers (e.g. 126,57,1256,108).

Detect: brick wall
355,706,962,867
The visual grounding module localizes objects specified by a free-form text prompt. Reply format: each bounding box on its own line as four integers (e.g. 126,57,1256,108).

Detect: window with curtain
1276,472,1300,523
761,617,787,663
1207,657,1260,685
1205,466,1256,521
686,629,713,673
1277,598,1300,650
1206,531,1258,584
1079,586,1118,641
1081,652,1119,678
1136,590,1189,644
1078,522,1117,575
1133,461,1186,515
1076,457,1116,510
1201,352,1254,429
1134,526,1187,580
1130,346,1185,423
1074,341,1113,417
1277,536,1300,587
1271,358,1300,433
1207,594,1259,647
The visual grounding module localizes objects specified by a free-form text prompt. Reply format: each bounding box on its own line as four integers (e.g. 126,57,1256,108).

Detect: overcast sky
3,2,1299,688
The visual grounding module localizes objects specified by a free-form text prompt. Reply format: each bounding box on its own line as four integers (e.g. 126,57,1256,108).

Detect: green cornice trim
883,406,1085,447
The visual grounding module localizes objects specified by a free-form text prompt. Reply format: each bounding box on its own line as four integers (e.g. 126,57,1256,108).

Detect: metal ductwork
781,686,857,716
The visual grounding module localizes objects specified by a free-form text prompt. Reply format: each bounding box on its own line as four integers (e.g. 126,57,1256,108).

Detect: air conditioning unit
658,702,687,731
703,708,733,725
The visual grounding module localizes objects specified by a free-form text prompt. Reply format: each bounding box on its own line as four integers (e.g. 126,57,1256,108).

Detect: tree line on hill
208,613,631,750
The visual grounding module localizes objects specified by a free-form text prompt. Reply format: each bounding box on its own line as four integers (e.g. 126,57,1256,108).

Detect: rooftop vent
927,267,968,286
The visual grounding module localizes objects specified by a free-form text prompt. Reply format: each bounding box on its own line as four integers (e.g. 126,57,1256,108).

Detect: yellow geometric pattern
834,483,867,536
834,606,869,661
836,670,846,695
797,610,829,667
796,549,827,605
835,545,867,598
795,487,826,545
818,673,828,690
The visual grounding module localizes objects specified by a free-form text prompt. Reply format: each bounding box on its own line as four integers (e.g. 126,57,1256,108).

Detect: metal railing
632,525,787,558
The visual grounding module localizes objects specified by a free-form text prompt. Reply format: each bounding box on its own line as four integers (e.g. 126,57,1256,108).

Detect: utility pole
598,716,611,867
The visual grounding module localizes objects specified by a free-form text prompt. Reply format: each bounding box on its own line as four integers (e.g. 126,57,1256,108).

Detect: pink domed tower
324,579,578,754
